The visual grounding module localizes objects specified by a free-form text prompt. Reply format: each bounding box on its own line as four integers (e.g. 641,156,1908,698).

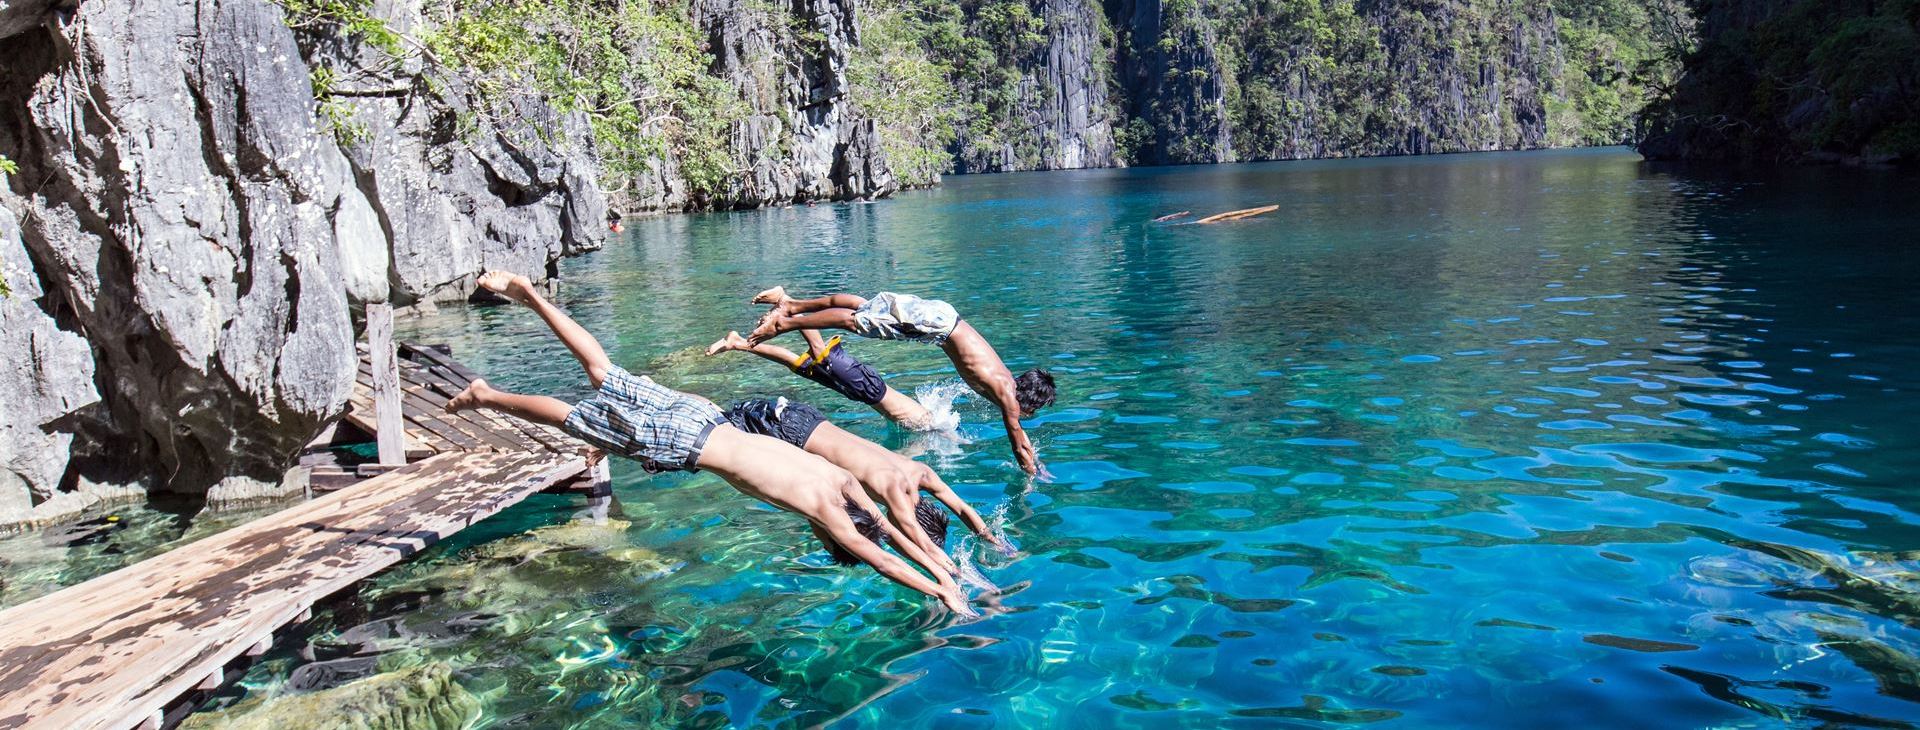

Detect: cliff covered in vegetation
1638,0,1920,164
856,0,1693,171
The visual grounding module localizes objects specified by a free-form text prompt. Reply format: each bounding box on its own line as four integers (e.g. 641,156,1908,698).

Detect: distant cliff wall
860,0,1689,171
1638,0,1917,164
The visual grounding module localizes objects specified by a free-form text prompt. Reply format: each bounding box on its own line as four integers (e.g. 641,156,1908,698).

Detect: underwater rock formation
180,662,478,730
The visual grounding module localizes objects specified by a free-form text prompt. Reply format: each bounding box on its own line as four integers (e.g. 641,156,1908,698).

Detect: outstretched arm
844,486,959,588
820,516,975,615
479,271,613,387
917,465,994,540
987,378,1040,475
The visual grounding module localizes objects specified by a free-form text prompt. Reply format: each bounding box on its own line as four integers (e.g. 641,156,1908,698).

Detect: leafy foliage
1547,0,1693,146
849,0,965,186
420,0,747,191
1643,0,1920,161
275,0,748,194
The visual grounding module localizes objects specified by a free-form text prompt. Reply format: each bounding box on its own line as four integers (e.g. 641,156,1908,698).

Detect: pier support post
367,302,406,467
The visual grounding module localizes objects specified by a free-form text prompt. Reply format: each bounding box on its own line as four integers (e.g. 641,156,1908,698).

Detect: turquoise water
232,148,1920,726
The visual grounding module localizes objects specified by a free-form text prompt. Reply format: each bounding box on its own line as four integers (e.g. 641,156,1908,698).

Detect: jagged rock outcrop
1355,0,1556,155
0,1,359,506
628,0,896,212
1037,0,1122,169
293,2,609,305
180,662,478,730
0,207,102,527
0,0,609,525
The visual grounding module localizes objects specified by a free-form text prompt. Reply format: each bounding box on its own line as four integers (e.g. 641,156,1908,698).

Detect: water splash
909,379,972,432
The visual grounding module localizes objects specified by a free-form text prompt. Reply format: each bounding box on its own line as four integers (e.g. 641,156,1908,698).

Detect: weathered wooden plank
0,451,588,730
395,391,487,451
401,343,486,385
366,304,406,466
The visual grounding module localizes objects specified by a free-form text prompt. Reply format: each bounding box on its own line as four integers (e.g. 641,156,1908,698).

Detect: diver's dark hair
1014,369,1056,416
822,502,885,566
914,501,950,547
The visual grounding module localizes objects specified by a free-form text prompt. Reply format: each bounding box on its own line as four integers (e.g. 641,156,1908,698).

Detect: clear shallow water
204,148,1920,726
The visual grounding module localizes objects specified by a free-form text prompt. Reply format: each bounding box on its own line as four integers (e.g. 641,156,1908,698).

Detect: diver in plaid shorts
443,271,973,616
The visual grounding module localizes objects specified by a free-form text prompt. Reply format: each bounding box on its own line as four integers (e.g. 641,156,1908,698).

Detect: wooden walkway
0,341,594,730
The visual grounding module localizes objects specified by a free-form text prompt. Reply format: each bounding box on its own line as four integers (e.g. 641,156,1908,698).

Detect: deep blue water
232,148,1920,726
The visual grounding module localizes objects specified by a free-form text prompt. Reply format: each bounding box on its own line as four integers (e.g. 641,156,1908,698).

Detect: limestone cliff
626,0,897,212
0,0,606,527
865,0,1686,171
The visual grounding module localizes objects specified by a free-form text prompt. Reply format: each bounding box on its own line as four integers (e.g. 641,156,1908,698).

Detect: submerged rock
182,662,478,730
365,519,678,627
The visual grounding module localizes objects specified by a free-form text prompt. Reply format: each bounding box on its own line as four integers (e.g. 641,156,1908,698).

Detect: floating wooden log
1195,204,1280,224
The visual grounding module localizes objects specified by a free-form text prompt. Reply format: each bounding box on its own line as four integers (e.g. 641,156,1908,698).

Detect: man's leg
705,331,806,367
753,286,867,314
445,379,573,426
479,271,614,388
800,329,833,360
747,307,859,344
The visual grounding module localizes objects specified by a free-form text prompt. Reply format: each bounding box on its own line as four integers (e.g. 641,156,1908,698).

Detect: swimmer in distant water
706,329,940,430
744,288,1057,476
445,271,972,615
717,396,1007,578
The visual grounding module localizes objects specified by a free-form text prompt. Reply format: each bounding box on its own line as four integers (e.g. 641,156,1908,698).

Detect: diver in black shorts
707,329,941,430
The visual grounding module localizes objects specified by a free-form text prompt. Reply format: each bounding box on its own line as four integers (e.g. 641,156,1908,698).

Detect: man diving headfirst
717,395,1009,584
706,329,939,430
743,288,1056,476
443,271,973,615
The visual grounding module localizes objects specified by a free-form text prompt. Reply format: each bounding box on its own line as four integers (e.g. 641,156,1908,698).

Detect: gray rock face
0,1,358,500
0,207,98,526
303,2,608,305
0,0,607,518
1038,0,1120,170
628,0,895,213
950,0,1123,173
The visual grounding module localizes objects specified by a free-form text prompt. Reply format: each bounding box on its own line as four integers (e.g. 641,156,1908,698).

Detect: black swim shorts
723,397,828,449
792,338,888,405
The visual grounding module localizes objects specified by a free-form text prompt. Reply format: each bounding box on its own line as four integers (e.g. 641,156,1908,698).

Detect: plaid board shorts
562,365,723,473
849,292,959,345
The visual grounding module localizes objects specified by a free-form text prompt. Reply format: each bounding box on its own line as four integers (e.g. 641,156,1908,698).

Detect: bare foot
751,286,789,305
705,331,751,356
446,379,492,413
476,271,534,304
747,310,786,344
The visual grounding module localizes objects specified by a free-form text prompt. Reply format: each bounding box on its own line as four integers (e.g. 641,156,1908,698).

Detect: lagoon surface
85,149,1920,725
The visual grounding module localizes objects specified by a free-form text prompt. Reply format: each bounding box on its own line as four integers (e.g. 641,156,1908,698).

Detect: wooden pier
0,315,596,729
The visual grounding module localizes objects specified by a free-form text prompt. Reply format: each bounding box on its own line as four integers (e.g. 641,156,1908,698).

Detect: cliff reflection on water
18,148,1920,727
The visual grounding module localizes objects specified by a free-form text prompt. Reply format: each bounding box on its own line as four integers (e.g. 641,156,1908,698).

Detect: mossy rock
182,662,478,730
